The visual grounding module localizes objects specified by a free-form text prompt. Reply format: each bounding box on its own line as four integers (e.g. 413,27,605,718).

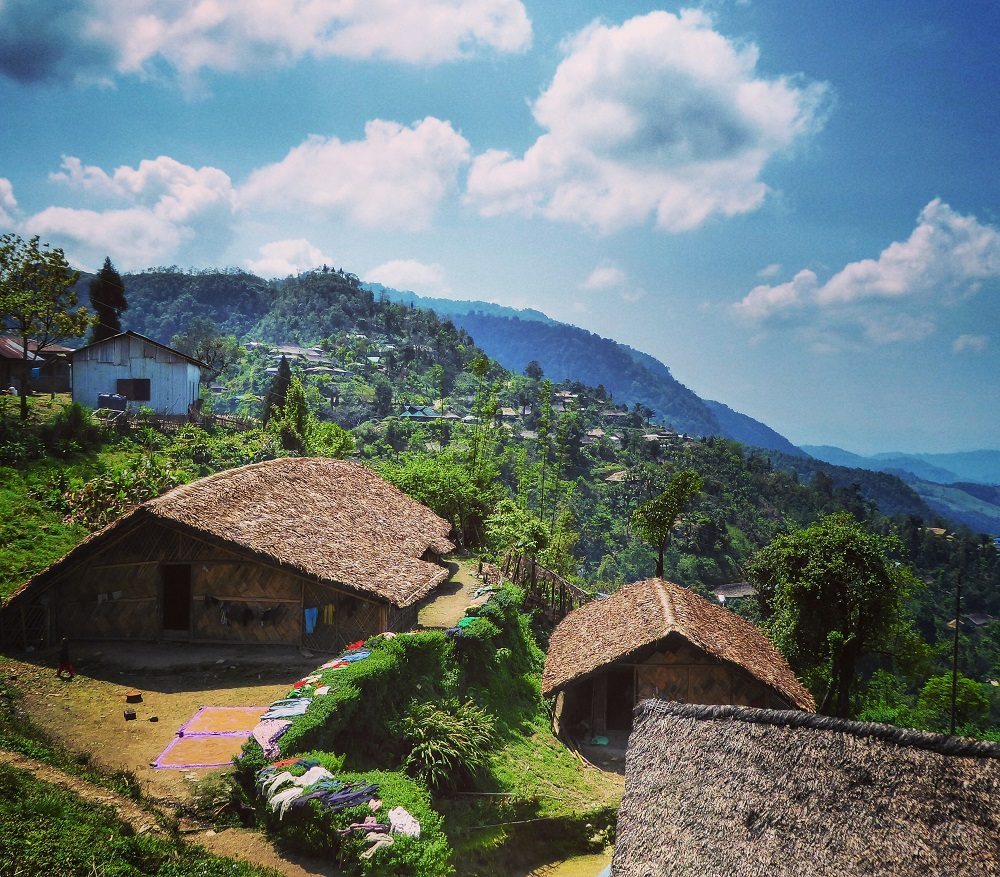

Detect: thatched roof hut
542,579,814,735
1,458,454,650
612,700,1000,877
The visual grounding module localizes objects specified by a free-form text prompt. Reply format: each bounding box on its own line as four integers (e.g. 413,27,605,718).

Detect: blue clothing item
342,650,371,662
304,607,319,634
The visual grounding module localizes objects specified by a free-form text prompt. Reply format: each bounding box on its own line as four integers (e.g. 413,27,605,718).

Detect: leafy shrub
39,402,103,455
396,699,494,791
63,456,184,529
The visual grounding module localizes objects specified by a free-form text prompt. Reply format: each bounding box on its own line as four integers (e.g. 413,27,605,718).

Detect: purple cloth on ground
252,719,292,759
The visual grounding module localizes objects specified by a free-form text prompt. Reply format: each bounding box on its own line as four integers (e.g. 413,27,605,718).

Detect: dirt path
418,557,491,628
195,828,342,877
0,748,167,836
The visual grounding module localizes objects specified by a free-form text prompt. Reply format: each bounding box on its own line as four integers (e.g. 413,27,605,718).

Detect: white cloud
582,262,626,290
860,313,936,346
26,155,236,268
466,9,827,234
734,268,816,320
758,262,782,279
247,239,332,278
0,0,531,84
366,259,451,296
953,334,989,353
733,201,1000,346
0,178,18,226
241,118,471,232
816,199,1000,305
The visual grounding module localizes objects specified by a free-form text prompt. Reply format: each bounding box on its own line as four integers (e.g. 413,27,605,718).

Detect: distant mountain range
371,286,805,456
803,446,1000,533
802,446,1000,486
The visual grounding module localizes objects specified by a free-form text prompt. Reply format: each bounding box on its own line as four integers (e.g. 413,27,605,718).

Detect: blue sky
1,0,997,453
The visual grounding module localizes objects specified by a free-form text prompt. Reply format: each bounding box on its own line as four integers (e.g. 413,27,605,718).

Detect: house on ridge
71,331,207,416
0,458,454,652
542,578,814,738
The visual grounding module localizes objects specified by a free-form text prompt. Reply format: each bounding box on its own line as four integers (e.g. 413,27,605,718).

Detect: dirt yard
3,641,319,805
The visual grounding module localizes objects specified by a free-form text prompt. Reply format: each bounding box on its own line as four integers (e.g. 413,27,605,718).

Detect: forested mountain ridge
373,285,806,455
111,268,803,451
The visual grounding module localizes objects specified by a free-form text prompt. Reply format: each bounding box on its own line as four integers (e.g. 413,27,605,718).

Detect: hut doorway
606,667,635,731
161,564,191,634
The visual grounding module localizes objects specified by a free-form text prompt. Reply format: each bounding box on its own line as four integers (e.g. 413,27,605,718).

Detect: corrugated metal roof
0,336,38,361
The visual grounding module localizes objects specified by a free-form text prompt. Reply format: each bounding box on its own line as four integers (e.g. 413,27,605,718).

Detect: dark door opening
606,667,635,731
162,565,191,632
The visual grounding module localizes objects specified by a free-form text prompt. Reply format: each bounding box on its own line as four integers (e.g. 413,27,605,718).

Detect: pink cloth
252,719,292,759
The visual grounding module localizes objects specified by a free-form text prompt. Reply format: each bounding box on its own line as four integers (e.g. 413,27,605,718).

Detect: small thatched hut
0,458,453,651
542,579,813,737
612,700,1000,877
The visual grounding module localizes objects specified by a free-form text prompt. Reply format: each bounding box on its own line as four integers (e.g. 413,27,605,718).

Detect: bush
258,757,453,877
396,699,494,791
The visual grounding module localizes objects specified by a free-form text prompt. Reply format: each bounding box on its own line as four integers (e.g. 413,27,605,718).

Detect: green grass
0,764,279,877
0,462,91,599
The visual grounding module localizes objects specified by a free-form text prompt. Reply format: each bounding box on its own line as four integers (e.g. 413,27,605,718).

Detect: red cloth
270,757,300,769
344,640,365,652
292,680,310,689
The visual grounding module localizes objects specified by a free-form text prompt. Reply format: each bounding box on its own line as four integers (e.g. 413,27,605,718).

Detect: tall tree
88,257,127,342
747,512,917,718
630,468,703,578
262,355,292,425
0,234,89,420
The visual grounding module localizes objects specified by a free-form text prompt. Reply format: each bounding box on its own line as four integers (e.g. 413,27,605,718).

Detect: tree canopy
88,256,128,342
0,234,89,419
630,468,703,578
748,512,918,717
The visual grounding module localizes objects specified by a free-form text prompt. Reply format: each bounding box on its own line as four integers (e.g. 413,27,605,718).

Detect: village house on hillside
612,700,1000,877
0,458,454,652
542,578,814,738
71,331,207,416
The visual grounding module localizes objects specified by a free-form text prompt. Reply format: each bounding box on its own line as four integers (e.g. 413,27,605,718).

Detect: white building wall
72,336,202,416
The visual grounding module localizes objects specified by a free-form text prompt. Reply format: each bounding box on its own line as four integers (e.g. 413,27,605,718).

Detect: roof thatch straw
612,700,1000,877
6,458,454,608
541,578,814,711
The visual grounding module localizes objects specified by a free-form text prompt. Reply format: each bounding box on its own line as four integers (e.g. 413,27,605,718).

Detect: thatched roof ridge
5,458,454,609
541,578,814,711
612,700,1000,877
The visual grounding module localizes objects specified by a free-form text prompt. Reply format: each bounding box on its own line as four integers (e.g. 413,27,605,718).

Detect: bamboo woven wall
56,560,160,641
301,582,387,652
192,561,301,645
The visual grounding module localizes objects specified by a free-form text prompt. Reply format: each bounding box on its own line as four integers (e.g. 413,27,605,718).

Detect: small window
116,378,151,401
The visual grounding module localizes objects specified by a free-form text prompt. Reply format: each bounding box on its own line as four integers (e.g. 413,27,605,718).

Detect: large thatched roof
6,458,454,608
541,578,814,711
613,701,1000,877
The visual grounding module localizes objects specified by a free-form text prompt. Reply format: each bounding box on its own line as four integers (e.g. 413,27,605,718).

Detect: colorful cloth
388,806,421,838
304,607,319,634
261,699,310,720
342,650,371,662
251,719,291,759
